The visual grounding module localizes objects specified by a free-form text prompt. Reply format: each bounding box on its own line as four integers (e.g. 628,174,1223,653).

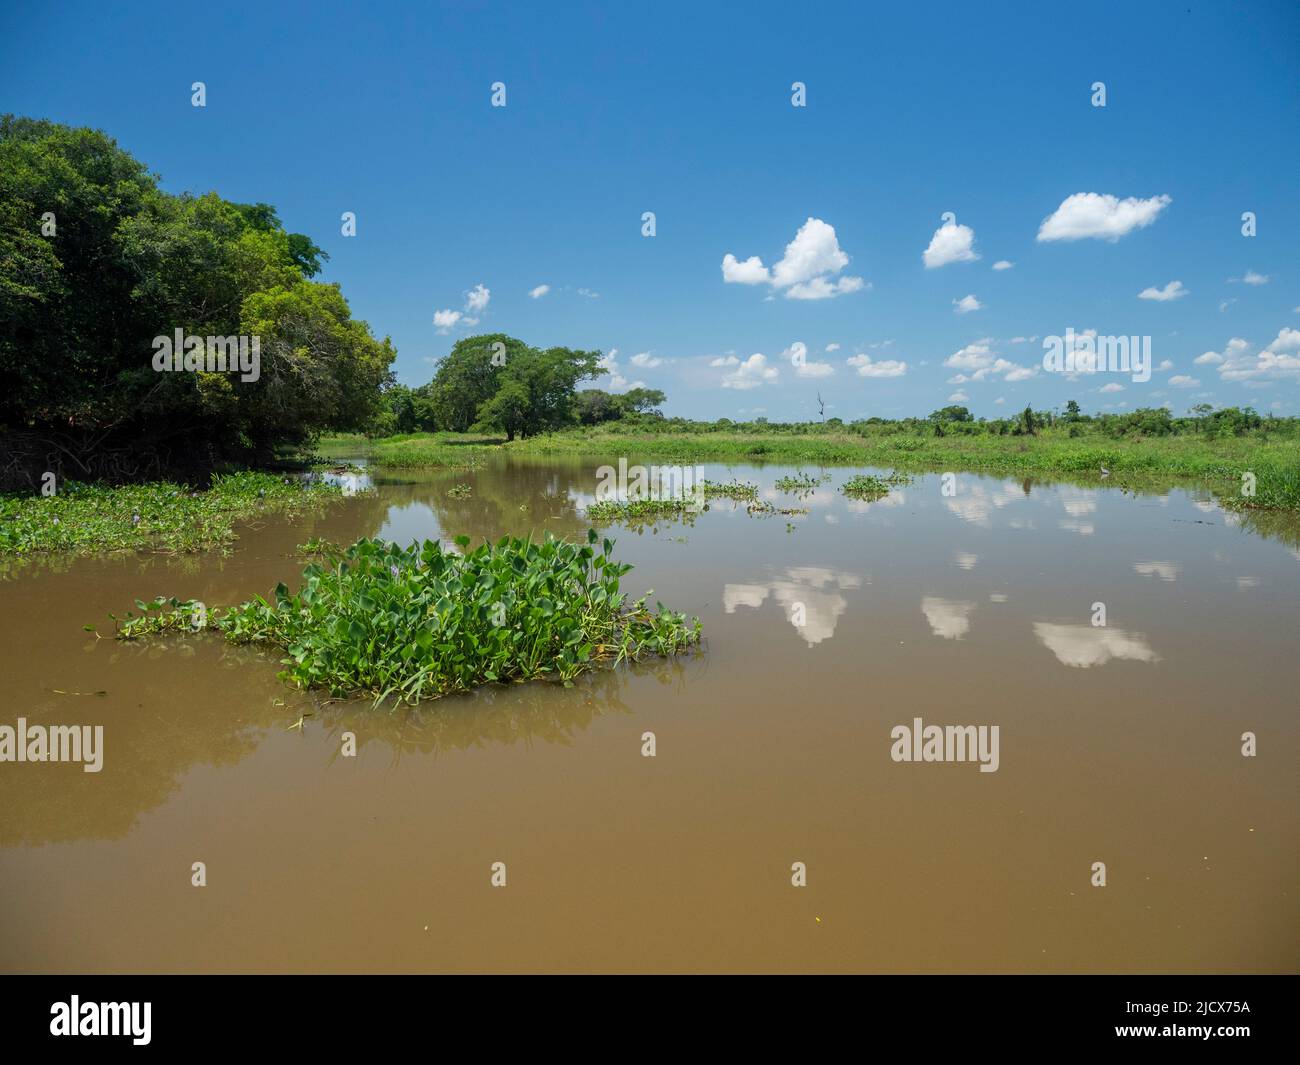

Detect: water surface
1,457,1296,972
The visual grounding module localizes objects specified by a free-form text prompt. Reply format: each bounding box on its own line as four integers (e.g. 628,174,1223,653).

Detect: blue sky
3,0,1298,420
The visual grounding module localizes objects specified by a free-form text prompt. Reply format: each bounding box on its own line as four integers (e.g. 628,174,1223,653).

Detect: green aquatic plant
746,500,809,518
447,483,473,498
0,473,341,557
841,474,895,501
586,497,697,524
110,531,702,705
297,537,342,557
701,479,759,501
774,471,831,492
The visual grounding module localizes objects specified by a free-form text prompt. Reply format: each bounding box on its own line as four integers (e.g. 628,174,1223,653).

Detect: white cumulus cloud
1216,328,1300,382
433,309,462,333
1138,280,1187,301
923,222,980,268
721,352,780,390
597,349,644,392
953,294,983,314
1037,192,1171,242
722,218,866,300
528,284,550,299
721,254,769,284
847,353,907,378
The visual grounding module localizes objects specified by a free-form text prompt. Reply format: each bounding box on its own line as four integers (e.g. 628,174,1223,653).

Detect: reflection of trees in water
365,459,595,542
0,638,282,846
0,632,693,846
1234,508,1300,552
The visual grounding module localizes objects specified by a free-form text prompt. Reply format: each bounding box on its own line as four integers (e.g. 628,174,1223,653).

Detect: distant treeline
371,370,1293,442
557,401,1294,440
371,333,665,440
0,116,394,489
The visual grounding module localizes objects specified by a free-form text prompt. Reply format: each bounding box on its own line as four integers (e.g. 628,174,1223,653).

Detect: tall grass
365,432,499,468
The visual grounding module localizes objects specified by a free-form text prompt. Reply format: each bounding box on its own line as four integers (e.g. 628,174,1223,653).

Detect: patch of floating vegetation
108,531,702,705
774,471,831,493
586,497,697,524
746,500,809,518
840,471,912,501
447,483,473,498
0,472,341,558
701,479,760,501
297,537,342,557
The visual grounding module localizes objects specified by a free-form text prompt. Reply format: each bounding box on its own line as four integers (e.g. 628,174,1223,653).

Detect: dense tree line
0,117,394,488
369,333,666,440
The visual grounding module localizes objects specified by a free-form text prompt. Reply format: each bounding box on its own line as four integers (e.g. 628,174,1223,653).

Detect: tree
929,405,973,423
476,379,530,441
576,389,619,425
464,339,602,440
1063,399,1081,421
0,115,394,485
618,387,666,417
427,334,526,432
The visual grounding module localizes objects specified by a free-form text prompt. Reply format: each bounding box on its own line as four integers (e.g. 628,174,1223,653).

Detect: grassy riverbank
0,472,342,557
334,428,1300,511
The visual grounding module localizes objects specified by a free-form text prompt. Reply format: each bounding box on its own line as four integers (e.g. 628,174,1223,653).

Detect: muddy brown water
1,456,1297,973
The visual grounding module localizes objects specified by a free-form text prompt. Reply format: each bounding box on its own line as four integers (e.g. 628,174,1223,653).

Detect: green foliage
586,497,699,525
575,386,667,425
366,432,495,468
0,115,394,485
841,474,896,501
473,341,603,440
774,471,831,492
112,532,702,705
426,334,519,432
929,405,974,423
701,479,759,500
0,472,341,557
416,338,656,441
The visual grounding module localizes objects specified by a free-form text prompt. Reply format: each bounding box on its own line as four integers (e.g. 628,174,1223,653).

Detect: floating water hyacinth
840,472,912,501
0,473,341,557
701,479,759,501
774,472,831,493
110,531,702,705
